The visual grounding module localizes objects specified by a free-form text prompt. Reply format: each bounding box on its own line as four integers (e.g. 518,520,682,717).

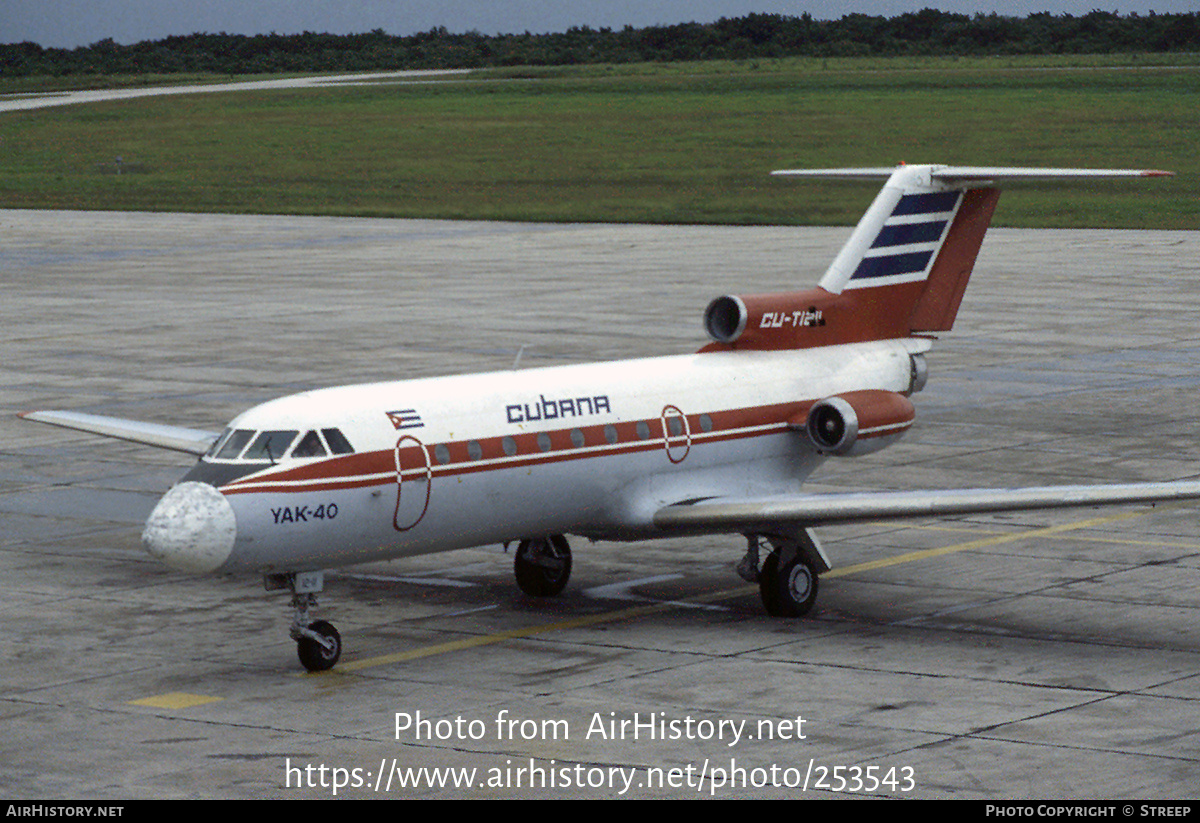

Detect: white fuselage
144,337,929,575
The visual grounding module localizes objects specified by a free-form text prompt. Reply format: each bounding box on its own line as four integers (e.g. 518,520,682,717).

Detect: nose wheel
268,571,342,672
296,619,342,672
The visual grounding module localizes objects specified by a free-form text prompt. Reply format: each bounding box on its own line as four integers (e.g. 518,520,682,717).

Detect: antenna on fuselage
512,344,531,370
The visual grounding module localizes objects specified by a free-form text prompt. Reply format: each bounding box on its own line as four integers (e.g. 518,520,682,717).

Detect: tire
297,619,342,672
514,535,572,597
759,551,819,618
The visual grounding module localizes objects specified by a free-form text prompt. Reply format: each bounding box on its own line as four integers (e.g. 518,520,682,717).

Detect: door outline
661,404,691,464
394,434,432,531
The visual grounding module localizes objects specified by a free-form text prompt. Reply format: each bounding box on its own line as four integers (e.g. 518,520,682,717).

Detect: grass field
1,55,1196,227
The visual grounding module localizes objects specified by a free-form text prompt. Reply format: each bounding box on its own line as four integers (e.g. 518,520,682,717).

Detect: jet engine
703,289,840,350
803,389,915,456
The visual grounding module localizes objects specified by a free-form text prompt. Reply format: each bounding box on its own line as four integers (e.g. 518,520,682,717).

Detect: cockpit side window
292,430,327,458
205,428,232,458
242,430,298,462
322,428,355,455
215,429,255,459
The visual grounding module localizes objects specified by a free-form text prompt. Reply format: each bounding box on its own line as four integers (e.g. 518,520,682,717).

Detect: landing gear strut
514,535,572,596
740,528,830,618
266,570,342,672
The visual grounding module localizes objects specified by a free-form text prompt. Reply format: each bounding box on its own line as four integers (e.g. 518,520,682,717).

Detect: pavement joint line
332,507,1159,674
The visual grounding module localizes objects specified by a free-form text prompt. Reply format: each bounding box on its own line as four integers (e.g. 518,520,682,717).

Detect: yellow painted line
338,602,673,671
824,508,1153,579
129,692,223,709
908,524,1011,535
336,507,1158,674
907,521,1200,551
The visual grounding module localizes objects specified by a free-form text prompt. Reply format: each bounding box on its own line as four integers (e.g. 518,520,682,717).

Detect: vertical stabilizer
803,164,966,296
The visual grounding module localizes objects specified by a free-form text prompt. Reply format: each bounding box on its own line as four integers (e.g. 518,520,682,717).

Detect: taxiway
3,210,1199,798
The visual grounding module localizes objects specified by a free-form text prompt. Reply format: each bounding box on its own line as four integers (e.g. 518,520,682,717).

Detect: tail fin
701,164,1171,351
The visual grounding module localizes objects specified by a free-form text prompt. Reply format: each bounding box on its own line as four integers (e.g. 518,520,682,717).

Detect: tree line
3,10,1199,77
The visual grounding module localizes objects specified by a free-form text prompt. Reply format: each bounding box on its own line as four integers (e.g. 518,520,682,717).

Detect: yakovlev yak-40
21,164,1200,671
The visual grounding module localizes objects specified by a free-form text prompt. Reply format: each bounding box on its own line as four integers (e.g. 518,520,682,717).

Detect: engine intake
804,389,915,456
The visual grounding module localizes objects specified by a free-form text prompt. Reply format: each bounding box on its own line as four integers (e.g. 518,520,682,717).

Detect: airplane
20,163,1200,673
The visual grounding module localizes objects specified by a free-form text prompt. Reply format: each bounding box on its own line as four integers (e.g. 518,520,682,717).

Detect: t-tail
700,164,1172,352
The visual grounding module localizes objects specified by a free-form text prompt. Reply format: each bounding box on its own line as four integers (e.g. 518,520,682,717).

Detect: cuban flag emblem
386,409,424,430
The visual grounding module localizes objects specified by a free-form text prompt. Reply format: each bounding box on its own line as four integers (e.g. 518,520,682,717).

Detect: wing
654,480,1200,534
18,410,219,456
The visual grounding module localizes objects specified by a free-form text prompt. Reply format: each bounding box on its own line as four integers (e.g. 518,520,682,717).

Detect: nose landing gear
266,571,342,672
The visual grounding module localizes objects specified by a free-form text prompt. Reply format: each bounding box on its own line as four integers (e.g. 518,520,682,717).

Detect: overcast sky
5,1,1197,49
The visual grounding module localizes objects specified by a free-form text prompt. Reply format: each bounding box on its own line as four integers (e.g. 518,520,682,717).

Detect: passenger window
537,432,552,452
434,444,450,464
502,436,517,456
291,431,327,458
243,430,298,461
700,414,713,432
636,421,650,441
322,428,355,454
216,429,254,459
570,429,585,448
468,440,483,460
604,425,618,444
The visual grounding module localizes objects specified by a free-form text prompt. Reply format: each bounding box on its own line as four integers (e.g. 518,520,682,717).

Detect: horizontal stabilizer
771,166,1174,182
654,480,1200,533
18,410,219,455
930,166,1174,181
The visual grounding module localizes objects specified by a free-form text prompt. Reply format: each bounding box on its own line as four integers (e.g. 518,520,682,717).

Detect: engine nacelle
701,286,918,351
803,389,915,456
703,289,840,350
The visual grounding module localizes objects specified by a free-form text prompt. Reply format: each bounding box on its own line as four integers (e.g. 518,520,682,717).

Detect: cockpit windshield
242,430,299,462
205,427,355,462
215,429,254,459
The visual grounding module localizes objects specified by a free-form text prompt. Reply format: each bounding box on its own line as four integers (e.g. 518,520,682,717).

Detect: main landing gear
508,529,828,617
266,571,342,672
263,528,820,672
513,535,572,596
738,528,831,617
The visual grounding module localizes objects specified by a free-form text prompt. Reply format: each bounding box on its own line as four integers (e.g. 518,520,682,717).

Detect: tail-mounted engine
704,289,843,350
702,286,918,351
799,389,915,456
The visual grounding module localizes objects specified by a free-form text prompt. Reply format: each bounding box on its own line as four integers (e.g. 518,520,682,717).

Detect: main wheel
759,551,819,617
514,535,572,597
297,619,342,672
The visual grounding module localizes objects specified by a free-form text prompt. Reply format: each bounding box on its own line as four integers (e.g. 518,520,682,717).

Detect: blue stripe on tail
849,190,962,286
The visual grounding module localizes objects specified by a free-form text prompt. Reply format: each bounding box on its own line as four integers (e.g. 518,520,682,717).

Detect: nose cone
143,481,237,573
